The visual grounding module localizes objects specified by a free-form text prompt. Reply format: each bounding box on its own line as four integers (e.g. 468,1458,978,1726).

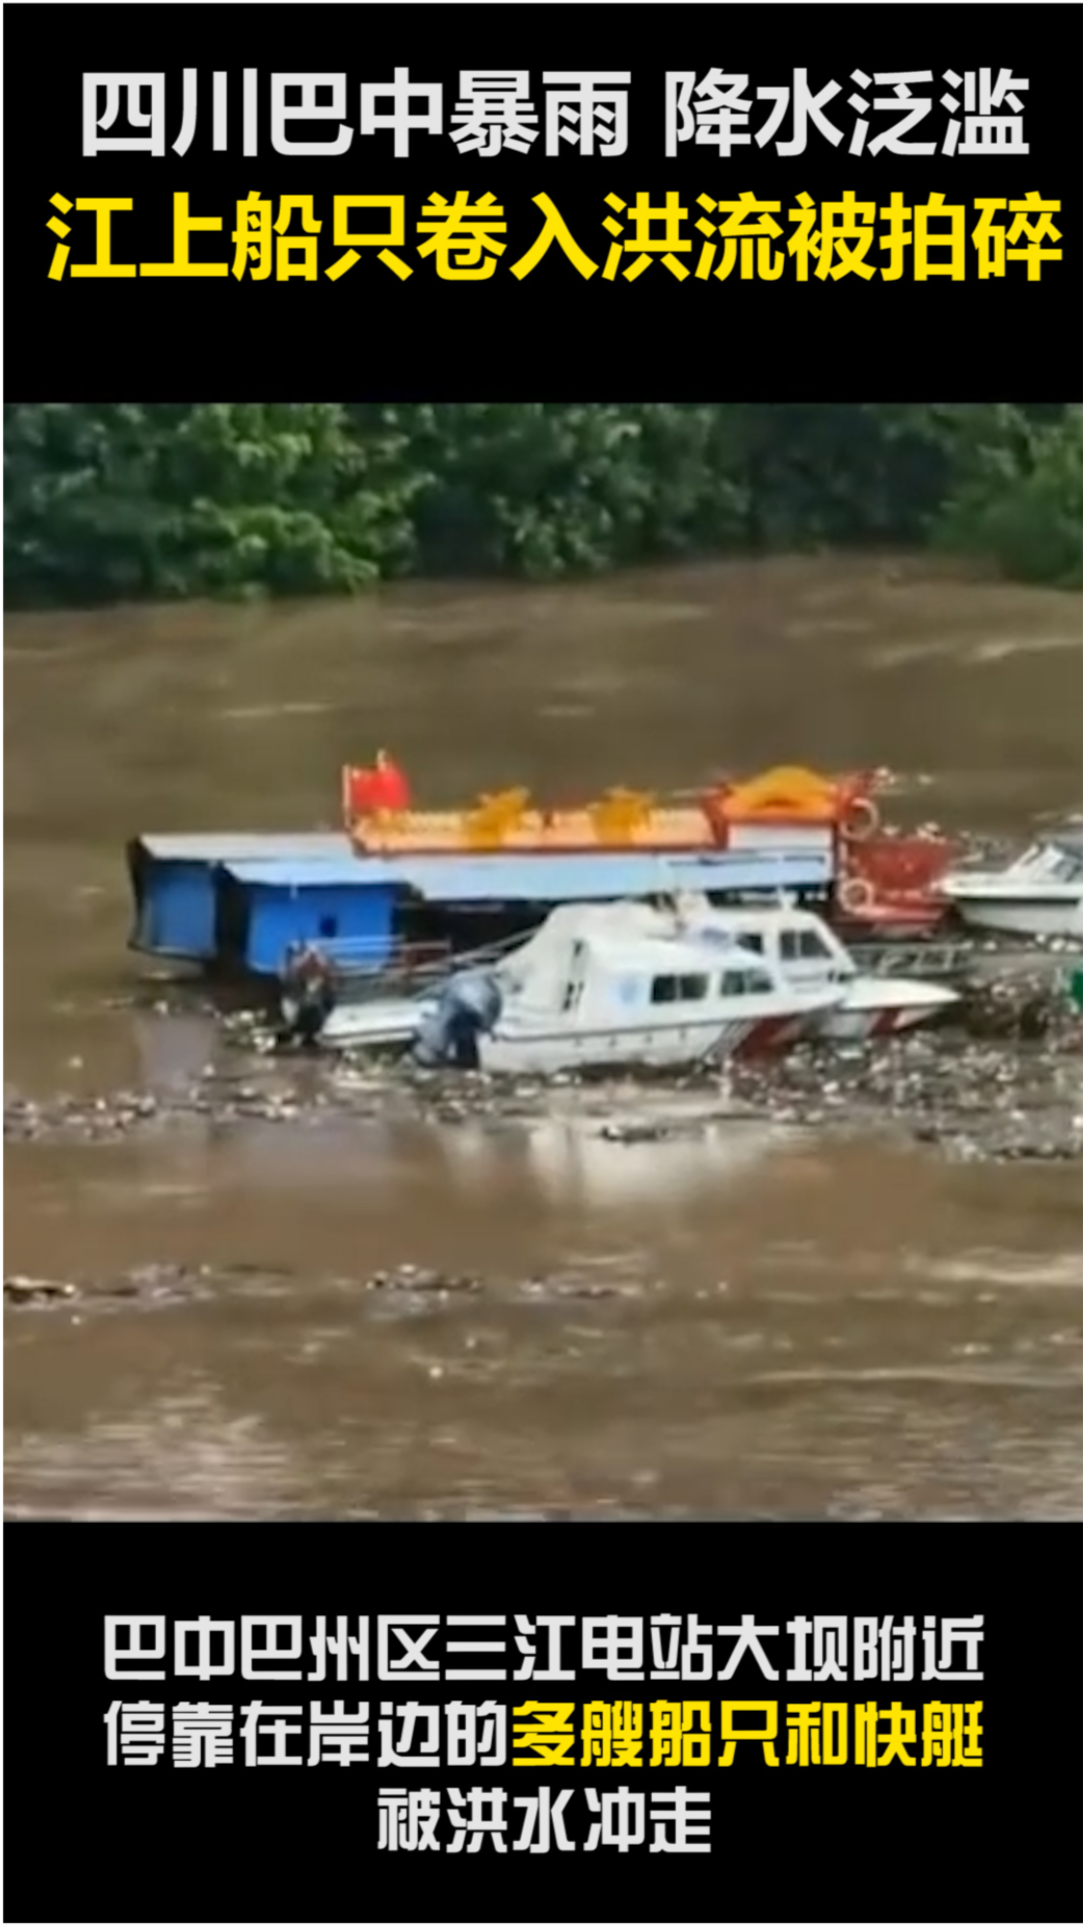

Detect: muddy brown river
4,555,1082,1518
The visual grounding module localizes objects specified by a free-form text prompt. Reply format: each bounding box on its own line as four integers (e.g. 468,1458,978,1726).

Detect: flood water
4,554,1082,1518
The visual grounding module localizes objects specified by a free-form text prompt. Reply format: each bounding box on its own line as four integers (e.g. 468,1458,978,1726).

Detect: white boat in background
308,901,845,1070
937,832,1083,938
665,898,960,1040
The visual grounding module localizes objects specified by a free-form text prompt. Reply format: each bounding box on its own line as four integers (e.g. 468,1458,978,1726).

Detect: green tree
4,402,423,604
5,401,1080,608
935,406,1083,588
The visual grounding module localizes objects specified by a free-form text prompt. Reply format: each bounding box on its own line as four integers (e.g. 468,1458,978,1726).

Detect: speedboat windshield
1012,839,1082,883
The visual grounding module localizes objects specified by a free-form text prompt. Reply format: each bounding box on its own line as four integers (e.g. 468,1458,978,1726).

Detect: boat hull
475,1008,822,1077
814,1003,949,1041
946,895,1082,938
313,996,834,1069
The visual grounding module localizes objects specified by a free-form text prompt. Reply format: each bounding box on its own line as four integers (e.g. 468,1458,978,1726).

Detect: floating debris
518,1275,645,1301
365,1265,483,1296
958,972,1076,1040
3,1262,215,1309
4,1258,657,1319
4,966,1081,1172
4,1275,79,1304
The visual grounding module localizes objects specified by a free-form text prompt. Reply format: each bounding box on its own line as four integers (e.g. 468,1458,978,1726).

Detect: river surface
4,554,1082,1518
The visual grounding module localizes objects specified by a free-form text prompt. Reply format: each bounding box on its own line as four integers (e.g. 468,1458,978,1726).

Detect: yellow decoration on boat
465,787,532,848
349,800,718,855
589,788,657,844
720,765,841,820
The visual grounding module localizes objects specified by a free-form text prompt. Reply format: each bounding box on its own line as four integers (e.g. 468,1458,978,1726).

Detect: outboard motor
412,970,503,1069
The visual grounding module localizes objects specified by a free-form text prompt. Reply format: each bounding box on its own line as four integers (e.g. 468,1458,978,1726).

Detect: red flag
347,755,411,815
374,753,410,810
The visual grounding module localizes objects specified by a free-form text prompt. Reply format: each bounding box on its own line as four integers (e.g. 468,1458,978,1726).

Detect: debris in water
365,1265,483,1295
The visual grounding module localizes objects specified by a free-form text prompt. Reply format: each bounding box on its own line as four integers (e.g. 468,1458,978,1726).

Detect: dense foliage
4,402,1080,608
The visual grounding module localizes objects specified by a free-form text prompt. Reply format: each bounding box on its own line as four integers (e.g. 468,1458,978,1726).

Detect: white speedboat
303,901,845,1071
665,898,960,1039
937,833,1083,938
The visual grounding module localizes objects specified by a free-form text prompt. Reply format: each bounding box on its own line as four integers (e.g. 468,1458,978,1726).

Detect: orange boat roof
716,765,863,820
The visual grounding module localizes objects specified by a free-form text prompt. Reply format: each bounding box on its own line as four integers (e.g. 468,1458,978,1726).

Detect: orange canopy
714,765,868,822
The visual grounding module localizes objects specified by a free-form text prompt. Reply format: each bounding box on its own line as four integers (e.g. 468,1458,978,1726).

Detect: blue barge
126,834,353,965
126,834,836,978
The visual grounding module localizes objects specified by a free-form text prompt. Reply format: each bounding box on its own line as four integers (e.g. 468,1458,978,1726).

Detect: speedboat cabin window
719,967,774,996
736,932,765,953
678,973,709,1001
650,973,710,1005
780,928,834,961
799,928,833,958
